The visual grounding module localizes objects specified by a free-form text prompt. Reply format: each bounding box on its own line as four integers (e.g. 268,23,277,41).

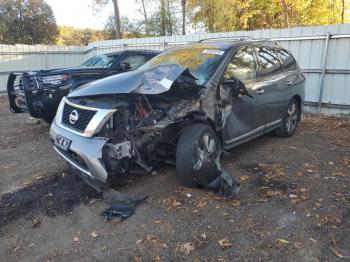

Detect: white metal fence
1,24,350,115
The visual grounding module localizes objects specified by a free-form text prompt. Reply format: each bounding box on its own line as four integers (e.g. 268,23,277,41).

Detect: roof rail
198,36,254,43
198,36,279,45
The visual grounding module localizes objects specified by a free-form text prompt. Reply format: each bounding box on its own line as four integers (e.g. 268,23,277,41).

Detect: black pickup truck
7,50,160,122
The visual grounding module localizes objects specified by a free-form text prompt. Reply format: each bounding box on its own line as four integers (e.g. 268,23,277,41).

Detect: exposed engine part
104,141,132,160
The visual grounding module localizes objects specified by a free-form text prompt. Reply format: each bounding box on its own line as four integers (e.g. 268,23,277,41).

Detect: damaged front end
50,64,240,197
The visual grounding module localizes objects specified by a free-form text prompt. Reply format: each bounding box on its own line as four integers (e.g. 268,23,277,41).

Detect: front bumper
7,72,69,119
50,120,109,184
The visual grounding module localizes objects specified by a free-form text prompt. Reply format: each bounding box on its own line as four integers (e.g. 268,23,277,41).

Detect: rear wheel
176,124,220,188
274,98,300,137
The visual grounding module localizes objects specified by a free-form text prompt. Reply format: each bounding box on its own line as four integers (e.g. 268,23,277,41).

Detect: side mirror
119,61,131,71
223,79,253,98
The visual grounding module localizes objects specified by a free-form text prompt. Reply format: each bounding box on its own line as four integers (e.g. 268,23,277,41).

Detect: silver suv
50,38,305,191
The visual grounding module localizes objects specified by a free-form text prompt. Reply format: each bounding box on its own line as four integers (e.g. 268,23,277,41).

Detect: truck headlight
41,74,69,85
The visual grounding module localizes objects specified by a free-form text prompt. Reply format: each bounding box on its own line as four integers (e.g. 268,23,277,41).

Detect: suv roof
175,37,279,50
106,50,161,56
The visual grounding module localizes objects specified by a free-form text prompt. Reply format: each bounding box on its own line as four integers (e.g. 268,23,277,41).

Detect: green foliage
187,0,350,32
57,26,108,46
0,0,58,45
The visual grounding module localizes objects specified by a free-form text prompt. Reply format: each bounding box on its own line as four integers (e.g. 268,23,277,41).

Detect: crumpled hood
69,64,197,98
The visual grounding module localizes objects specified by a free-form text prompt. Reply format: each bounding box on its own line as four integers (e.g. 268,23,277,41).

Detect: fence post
44,47,48,70
318,32,331,110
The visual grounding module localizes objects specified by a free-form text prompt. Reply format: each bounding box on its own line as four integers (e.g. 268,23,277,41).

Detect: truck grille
62,103,96,133
12,74,36,91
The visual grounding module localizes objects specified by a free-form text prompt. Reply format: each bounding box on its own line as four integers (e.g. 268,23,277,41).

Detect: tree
136,0,149,35
181,0,186,35
57,26,108,46
187,0,349,32
0,0,58,45
104,16,145,39
93,0,122,39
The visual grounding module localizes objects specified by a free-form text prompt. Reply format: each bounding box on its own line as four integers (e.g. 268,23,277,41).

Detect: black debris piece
101,190,148,221
205,168,241,199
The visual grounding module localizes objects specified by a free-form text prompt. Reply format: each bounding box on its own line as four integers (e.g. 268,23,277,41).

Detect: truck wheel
176,124,220,188
274,98,300,137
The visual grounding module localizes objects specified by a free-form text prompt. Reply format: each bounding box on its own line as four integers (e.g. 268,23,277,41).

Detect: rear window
254,46,282,76
276,48,297,71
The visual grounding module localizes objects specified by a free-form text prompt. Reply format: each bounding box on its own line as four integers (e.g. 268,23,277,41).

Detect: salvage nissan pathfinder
50,38,305,193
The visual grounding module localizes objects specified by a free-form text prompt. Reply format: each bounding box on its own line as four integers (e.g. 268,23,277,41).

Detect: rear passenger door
254,45,285,125
275,48,299,118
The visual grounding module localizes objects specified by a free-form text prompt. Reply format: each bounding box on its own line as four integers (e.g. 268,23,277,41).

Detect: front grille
12,74,36,92
62,103,96,133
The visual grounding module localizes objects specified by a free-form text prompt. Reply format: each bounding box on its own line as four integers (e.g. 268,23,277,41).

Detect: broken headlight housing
41,74,70,86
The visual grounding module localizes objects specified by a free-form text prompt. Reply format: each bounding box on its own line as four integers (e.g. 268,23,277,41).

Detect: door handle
256,89,265,94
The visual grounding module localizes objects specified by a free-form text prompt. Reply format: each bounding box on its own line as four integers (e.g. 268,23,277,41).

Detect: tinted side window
121,54,148,70
254,46,282,76
276,48,297,71
224,46,256,82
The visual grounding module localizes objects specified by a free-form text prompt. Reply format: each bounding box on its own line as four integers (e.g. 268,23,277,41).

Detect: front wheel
274,98,300,137
176,124,220,188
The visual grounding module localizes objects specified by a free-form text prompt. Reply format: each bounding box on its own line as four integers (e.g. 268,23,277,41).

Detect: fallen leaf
73,237,79,242
330,246,344,258
23,180,33,187
239,175,249,182
266,190,283,197
200,233,207,241
136,239,143,244
277,238,290,244
231,200,241,208
196,201,207,208
90,231,99,238
135,256,142,262
154,255,161,262
289,194,298,199
172,200,182,207
179,242,195,254
218,239,232,249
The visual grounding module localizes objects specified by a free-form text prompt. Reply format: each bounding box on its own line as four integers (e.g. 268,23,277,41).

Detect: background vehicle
7,50,160,122
50,38,305,191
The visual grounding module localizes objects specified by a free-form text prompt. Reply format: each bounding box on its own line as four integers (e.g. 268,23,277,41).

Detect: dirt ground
0,96,349,262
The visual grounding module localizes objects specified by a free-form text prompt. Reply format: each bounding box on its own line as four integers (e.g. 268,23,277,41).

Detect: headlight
41,74,69,85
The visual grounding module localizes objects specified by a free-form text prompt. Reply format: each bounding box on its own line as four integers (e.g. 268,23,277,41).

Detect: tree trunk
341,0,345,23
167,0,172,36
112,0,122,39
182,0,186,35
160,0,166,36
141,0,149,35
280,0,289,27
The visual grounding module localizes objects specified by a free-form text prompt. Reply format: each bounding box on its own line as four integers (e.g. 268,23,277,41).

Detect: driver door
221,46,263,146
